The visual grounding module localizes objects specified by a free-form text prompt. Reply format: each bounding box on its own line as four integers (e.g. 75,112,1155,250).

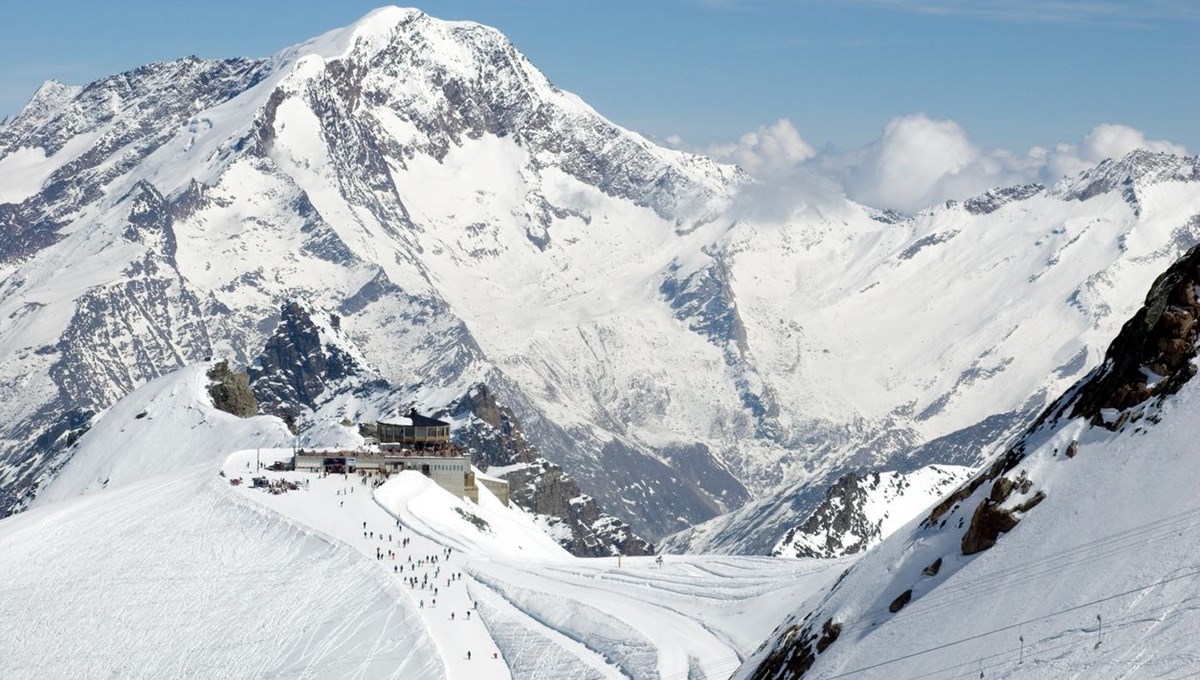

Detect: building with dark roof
377,409,450,447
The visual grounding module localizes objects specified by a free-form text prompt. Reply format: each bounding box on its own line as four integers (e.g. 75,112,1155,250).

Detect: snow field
0,465,442,680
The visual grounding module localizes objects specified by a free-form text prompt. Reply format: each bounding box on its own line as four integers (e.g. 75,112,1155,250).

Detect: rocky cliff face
451,384,653,557
248,302,363,425
770,465,971,559
206,361,257,418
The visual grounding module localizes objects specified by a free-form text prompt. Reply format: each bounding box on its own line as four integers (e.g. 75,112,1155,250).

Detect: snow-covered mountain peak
1055,148,1200,209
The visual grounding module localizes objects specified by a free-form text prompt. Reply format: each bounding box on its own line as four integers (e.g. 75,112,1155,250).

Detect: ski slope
0,465,445,679
220,449,849,679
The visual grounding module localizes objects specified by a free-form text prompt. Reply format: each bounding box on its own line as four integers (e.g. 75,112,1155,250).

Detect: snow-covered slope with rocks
31,363,292,506
768,464,973,559
1,6,1199,552
660,464,974,558
739,240,1200,679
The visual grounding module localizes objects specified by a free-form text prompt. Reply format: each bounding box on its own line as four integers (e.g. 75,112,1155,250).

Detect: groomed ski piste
0,365,849,679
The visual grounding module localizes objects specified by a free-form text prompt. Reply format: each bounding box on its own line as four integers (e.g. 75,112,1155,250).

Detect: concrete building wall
427,461,466,499
294,452,470,499
479,477,509,506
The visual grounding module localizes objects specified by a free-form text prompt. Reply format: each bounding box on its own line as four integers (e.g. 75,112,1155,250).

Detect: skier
466,651,471,661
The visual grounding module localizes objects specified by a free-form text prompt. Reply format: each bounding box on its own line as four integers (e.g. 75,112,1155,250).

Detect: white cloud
701,119,818,177
831,114,983,213
682,115,1190,214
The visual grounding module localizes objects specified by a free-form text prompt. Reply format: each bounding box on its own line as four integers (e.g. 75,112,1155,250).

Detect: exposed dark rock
963,183,1044,215
888,589,913,613
206,361,257,418
747,617,841,680
900,230,959,260
450,384,654,557
869,208,906,224
961,500,1019,555
1013,491,1046,513
816,618,842,653
1068,241,1200,427
660,256,749,356
248,302,359,421
989,476,1015,504
774,471,878,559
922,557,942,577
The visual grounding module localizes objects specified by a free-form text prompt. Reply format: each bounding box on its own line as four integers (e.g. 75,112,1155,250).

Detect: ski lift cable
816,565,1200,679
832,506,1200,634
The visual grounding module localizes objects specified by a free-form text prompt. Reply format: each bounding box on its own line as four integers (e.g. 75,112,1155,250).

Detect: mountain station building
293,410,508,505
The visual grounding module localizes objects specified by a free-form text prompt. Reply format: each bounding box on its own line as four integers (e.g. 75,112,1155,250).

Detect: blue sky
1,0,1196,153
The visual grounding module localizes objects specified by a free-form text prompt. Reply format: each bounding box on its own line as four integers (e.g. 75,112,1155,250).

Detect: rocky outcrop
206,361,257,418
773,472,879,559
747,617,842,680
248,302,361,423
451,384,654,557
1067,241,1200,427
773,466,971,559
963,183,1044,215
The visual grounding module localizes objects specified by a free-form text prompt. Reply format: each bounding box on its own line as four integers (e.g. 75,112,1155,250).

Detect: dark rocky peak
167,179,213,223
962,182,1044,215
119,181,177,264
773,471,877,559
248,301,364,422
450,383,539,470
